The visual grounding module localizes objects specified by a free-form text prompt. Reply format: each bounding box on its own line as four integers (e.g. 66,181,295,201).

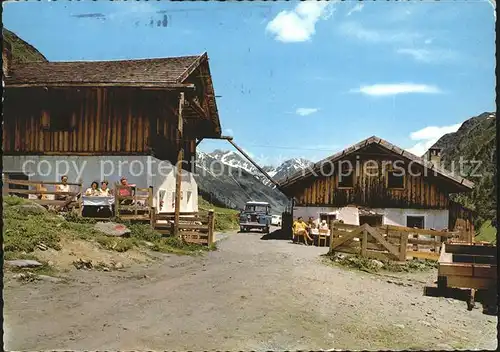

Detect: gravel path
4,229,498,351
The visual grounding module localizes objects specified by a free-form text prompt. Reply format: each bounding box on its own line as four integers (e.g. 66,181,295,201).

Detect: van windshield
245,205,268,212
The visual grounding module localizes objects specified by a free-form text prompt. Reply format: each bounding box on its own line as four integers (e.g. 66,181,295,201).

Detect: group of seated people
292,216,332,245
84,177,137,206
84,180,112,197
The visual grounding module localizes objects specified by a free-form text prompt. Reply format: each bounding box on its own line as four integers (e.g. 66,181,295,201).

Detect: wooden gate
152,210,215,246
329,222,460,261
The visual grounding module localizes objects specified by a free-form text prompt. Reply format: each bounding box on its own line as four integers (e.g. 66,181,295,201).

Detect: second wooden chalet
2,43,221,214
279,136,475,233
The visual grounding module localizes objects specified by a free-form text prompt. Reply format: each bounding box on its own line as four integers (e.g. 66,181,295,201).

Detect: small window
359,215,383,227
42,90,77,132
407,216,425,229
338,163,354,188
387,170,405,189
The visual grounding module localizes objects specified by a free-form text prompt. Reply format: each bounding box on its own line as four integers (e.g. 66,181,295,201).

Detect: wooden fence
152,210,215,246
2,175,83,211
329,222,460,262
114,184,153,221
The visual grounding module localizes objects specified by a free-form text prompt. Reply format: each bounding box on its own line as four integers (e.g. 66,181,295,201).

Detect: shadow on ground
260,229,290,241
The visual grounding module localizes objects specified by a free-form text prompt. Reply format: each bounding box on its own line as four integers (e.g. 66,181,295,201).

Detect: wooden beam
186,97,209,120
6,82,197,90
226,138,281,188
173,92,185,237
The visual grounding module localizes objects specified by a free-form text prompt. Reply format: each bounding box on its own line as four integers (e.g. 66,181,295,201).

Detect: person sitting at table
55,175,71,201
85,181,100,196
320,220,329,230
99,180,111,197
307,217,317,230
293,217,313,245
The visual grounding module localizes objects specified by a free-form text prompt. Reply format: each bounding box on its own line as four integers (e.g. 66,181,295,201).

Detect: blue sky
3,0,496,166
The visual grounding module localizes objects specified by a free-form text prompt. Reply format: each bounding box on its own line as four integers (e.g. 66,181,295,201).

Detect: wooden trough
425,241,497,312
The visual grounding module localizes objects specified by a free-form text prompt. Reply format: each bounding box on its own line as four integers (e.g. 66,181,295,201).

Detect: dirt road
4,229,498,351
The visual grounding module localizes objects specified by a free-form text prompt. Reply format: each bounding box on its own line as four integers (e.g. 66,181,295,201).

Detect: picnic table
82,196,115,207
81,196,115,218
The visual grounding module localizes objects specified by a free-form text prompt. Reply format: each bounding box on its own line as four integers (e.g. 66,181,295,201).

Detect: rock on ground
11,203,48,216
370,259,385,269
94,222,131,237
6,259,43,268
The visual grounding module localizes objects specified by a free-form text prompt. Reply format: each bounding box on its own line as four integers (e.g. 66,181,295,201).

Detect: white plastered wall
292,205,449,230
2,155,199,213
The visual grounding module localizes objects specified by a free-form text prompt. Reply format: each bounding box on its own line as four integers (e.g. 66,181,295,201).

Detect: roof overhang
5,82,197,90
279,136,474,192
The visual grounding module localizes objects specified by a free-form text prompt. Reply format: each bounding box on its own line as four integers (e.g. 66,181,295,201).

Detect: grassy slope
3,28,48,63
3,196,212,273
433,113,496,229
198,196,239,232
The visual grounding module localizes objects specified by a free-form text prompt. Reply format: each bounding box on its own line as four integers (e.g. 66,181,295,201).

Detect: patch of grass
3,251,39,261
475,220,497,244
8,260,58,277
3,206,63,252
199,197,239,232
3,195,31,207
3,196,214,267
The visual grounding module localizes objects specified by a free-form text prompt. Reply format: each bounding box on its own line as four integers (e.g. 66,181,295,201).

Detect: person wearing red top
119,177,135,204
119,177,131,197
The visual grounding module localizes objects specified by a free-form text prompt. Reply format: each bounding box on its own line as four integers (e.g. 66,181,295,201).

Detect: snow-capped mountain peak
196,150,312,187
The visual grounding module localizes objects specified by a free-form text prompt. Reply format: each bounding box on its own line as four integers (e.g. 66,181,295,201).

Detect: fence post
79,182,84,217
207,209,215,245
361,228,368,257
148,186,153,219
134,188,138,217
150,207,156,227
114,184,120,219
329,221,335,253
399,232,408,261
3,174,10,196
413,233,419,251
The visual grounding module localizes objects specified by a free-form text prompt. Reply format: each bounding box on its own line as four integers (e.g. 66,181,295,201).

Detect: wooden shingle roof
279,136,474,192
5,54,203,87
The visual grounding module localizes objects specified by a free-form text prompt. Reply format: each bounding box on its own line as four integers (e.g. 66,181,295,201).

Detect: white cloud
265,1,334,42
346,3,364,17
406,123,461,156
223,128,234,136
339,22,421,44
396,48,458,63
350,83,442,97
296,108,319,116
424,38,434,45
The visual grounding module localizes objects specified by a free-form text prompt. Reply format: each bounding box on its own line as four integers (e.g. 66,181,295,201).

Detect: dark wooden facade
3,53,221,171
281,141,473,210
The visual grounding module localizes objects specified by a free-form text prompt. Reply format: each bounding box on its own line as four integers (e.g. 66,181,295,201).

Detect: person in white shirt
55,175,70,200
320,220,329,230
85,181,100,196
